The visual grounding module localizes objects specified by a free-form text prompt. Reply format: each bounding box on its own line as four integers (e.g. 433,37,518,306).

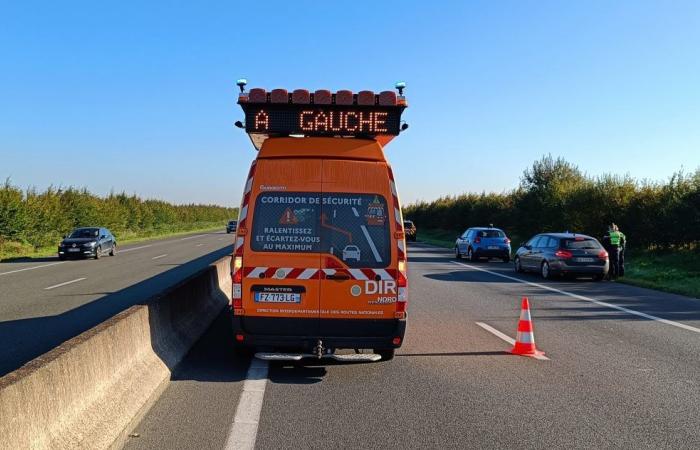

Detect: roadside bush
404,156,700,250
0,181,237,254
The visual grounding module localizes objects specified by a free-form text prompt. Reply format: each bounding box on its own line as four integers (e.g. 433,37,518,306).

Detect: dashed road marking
119,244,153,253
453,260,700,335
0,261,65,276
181,234,204,241
223,358,269,450
44,277,86,290
151,254,168,260
196,243,205,247
476,322,549,361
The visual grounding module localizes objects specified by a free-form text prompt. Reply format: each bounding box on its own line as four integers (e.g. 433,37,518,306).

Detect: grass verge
417,228,700,299
0,222,227,261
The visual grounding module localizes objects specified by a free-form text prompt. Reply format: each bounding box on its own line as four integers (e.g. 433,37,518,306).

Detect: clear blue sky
2,1,699,207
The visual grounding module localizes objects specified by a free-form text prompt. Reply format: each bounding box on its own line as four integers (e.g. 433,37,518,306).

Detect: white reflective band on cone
516,331,534,344
233,284,242,299
520,308,532,321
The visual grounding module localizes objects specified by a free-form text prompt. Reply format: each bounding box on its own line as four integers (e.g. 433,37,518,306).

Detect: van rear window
251,192,391,268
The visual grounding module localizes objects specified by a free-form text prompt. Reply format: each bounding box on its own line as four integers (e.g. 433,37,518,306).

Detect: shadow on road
0,245,232,377
397,351,510,357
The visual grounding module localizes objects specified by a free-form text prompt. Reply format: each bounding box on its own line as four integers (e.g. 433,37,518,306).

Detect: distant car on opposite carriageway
226,220,237,234
455,227,511,262
403,220,417,242
58,227,116,260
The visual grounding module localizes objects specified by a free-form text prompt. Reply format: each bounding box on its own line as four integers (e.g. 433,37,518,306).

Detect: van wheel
375,349,395,361
468,248,477,262
455,247,462,259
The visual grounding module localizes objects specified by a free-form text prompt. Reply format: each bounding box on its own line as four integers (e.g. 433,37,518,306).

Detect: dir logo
350,285,362,297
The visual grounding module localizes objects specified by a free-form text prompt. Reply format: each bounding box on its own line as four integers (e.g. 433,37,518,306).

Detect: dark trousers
619,247,625,276
608,245,620,279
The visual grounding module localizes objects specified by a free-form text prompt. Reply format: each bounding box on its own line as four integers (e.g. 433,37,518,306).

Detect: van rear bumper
231,314,406,351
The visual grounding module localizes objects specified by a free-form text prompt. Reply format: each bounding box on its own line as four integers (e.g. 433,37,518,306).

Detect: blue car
455,227,511,262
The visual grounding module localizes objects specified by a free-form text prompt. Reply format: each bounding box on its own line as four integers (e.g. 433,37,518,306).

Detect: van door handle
326,273,350,280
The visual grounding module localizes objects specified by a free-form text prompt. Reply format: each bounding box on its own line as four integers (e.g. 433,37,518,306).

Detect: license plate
488,246,500,250
68,248,80,252
575,257,594,263
254,292,301,303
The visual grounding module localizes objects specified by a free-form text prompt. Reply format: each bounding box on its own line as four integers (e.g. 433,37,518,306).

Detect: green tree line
0,180,238,253
404,156,700,249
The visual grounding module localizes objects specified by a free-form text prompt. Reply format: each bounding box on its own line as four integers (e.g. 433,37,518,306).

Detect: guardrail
0,255,232,449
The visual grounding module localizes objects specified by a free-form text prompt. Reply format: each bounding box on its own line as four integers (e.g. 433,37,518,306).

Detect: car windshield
229,221,236,225
477,230,505,238
69,228,99,238
561,238,601,249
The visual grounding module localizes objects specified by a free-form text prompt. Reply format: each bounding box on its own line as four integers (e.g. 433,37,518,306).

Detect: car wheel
109,244,116,256
514,257,523,273
94,246,101,259
541,261,550,279
502,256,510,263
468,248,477,262
374,348,395,361
455,246,461,259
58,255,66,261
593,274,604,281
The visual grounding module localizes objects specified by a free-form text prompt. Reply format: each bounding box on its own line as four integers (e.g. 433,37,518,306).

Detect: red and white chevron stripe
243,267,397,280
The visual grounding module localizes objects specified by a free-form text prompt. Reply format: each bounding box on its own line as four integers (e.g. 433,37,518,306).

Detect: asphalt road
126,242,700,449
0,231,234,376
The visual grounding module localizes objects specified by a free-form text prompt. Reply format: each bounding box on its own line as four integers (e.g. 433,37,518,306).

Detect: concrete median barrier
0,255,232,449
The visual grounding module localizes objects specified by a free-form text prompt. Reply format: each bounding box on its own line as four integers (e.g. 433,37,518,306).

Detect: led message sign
243,105,402,136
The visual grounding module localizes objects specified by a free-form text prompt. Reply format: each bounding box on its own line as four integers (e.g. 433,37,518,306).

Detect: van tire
375,349,395,361
468,248,477,262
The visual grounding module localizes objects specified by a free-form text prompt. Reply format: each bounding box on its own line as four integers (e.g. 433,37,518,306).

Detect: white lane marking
119,244,153,253
224,358,269,450
181,234,204,241
218,238,225,241
476,322,549,361
151,254,168,260
0,261,65,276
196,243,205,247
44,277,86,290
360,225,382,263
453,261,700,335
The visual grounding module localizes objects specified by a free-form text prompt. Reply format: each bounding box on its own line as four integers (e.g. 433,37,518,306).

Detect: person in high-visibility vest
614,224,627,277
602,223,626,280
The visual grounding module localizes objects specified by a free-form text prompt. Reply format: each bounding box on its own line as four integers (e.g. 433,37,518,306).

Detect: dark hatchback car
513,233,608,280
403,220,417,241
58,227,117,260
226,220,237,234
455,227,511,262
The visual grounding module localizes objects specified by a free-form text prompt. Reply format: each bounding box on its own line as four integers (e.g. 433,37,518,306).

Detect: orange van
231,84,409,361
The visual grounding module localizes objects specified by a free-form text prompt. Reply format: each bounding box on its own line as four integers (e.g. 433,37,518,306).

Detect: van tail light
555,250,573,259
474,237,481,244
598,250,609,260
504,238,511,244
232,255,243,311
395,260,408,318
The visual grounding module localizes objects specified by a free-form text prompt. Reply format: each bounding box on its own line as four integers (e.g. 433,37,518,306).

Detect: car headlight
83,242,96,247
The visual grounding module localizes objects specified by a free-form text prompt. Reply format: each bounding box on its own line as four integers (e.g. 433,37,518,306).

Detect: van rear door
243,159,322,336
319,160,398,336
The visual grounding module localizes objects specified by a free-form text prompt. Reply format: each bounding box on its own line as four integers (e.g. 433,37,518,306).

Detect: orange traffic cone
510,297,545,358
